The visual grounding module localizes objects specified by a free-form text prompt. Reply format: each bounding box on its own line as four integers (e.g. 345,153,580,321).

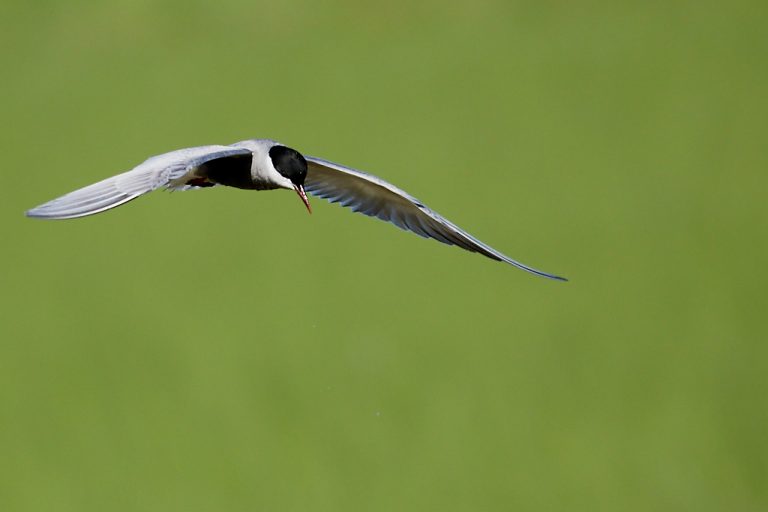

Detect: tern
26,139,566,281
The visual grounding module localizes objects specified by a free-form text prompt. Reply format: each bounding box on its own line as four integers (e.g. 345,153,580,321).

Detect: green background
2,1,766,510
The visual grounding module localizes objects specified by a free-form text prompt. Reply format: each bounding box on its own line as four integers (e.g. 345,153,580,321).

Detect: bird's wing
26,145,253,220
304,156,566,281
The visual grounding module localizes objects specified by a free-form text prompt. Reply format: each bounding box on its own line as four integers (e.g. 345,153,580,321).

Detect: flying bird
26,139,566,281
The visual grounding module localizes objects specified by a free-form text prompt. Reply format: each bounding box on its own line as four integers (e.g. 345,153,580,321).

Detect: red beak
294,184,312,214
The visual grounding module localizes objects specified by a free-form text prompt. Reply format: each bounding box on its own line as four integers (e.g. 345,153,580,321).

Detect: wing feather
26,146,252,220
304,156,566,280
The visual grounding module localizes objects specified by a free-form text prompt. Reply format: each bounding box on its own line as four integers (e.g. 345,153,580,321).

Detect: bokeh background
1,1,766,510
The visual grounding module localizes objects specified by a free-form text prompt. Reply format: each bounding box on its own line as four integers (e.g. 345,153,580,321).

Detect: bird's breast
200,153,257,189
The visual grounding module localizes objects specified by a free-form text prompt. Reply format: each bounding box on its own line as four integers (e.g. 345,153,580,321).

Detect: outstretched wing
304,156,566,281
26,145,252,220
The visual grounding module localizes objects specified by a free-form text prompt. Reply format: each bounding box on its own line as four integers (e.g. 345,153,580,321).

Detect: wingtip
532,269,568,282
26,206,60,219
25,206,77,220
498,256,569,282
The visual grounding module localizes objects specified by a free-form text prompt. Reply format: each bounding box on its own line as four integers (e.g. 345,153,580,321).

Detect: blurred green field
1,1,766,510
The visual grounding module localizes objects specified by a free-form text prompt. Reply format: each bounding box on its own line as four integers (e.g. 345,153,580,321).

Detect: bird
26,138,566,281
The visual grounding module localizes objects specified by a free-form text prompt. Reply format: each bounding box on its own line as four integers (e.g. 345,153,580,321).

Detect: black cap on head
269,145,308,186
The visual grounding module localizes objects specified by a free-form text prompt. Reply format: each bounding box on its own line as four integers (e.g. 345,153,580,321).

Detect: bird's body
26,138,566,281
225,139,292,191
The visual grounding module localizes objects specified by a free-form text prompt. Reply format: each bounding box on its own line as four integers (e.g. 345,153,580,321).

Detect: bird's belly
245,179,281,191
202,158,281,190
201,153,259,189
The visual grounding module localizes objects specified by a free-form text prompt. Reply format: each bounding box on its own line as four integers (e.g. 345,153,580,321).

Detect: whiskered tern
26,139,566,281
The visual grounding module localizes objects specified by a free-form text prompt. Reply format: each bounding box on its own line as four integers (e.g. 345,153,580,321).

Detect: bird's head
269,145,311,214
